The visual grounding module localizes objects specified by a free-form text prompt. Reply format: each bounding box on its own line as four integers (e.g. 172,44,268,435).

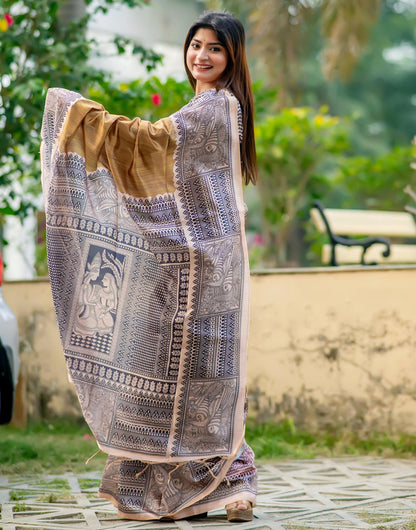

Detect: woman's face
186,27,228,94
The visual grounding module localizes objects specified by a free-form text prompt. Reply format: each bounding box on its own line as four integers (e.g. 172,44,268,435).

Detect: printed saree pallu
41,87,257,519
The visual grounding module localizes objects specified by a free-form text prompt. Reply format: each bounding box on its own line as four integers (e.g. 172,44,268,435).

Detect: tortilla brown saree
41,87,257,519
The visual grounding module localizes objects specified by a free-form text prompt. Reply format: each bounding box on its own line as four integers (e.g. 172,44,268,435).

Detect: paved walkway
1,457,416,529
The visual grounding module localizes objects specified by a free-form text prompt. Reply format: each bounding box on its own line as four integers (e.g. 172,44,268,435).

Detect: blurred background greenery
1,0,415,271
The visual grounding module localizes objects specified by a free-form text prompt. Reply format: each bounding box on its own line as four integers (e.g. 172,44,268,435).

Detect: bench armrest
312,200,391,266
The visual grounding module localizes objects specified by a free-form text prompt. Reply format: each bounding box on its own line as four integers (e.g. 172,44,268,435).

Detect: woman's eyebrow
192,38,223,46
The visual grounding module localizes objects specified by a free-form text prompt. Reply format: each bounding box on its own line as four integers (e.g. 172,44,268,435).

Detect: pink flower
151,93,162,106
253,233,264,245
4,14,13,26
83,433,93,440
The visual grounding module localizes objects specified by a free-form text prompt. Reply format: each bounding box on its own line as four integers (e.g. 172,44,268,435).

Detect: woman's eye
211,47,221,52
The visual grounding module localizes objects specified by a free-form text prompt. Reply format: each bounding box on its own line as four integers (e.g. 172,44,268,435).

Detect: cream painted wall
247,267,416,434
5,267,416,433
4,280,79,423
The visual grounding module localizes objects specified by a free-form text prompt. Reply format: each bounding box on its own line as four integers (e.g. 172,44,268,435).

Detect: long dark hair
184,11,258,185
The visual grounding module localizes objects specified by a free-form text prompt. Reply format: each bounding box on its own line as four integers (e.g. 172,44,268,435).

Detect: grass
12,501,31,512
9,490,27,501
0,420,107,475
1,418,416,475
245,418,416,460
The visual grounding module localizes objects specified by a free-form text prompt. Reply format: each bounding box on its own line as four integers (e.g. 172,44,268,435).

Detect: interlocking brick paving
1,458,416,529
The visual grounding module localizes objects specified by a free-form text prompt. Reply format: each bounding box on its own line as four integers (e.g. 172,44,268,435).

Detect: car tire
0,340,14,425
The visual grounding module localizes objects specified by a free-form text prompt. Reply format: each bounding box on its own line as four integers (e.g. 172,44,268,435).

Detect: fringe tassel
85,448,102,465
199,455,232,483
202,461,218,481
109,451,236,487
167,463,185,486
135,463,150,478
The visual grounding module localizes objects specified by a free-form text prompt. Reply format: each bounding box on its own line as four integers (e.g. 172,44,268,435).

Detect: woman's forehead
192,27,221,44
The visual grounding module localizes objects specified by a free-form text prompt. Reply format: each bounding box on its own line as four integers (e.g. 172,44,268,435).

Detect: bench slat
322,243,416,265
311,208,416,238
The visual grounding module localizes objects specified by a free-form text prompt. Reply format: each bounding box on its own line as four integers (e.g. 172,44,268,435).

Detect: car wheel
0,340,14,425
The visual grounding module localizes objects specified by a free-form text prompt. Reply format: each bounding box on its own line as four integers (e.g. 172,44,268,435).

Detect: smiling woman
41,10,257,524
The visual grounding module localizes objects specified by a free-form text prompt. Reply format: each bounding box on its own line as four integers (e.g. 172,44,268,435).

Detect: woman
41,10,257,522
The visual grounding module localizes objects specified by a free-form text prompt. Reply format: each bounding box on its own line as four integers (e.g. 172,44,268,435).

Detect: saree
41,87,256,519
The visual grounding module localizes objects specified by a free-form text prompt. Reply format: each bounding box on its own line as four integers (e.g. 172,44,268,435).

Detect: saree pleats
98,443,256,520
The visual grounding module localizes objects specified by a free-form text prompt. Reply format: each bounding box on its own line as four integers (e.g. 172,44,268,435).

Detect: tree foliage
255,106,349,266
205,0,383,107
88,77,194,121
336,145,416,210
317,2,416,154
321,0,382,80
0,0,161,218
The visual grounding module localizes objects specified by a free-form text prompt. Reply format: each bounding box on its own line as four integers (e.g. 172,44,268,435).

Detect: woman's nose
197,48,208,60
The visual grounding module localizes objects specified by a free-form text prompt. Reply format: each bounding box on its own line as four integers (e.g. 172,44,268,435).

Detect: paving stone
1,458,416,529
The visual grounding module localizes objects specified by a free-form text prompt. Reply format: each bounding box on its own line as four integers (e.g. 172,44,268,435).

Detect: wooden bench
310,200,416,266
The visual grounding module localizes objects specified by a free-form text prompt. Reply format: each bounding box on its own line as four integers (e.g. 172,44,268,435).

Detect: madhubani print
171,90,246,459
199,237,242,315
42,87,255,518
179,378,238,455
178,95,229,179
74,381,117,442
45,151,182,456
42,88,248,465
69,244,125,354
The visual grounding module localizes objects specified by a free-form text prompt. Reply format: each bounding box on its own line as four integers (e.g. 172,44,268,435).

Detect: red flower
151,93,162,106
4,14,13,26
253,233,264,245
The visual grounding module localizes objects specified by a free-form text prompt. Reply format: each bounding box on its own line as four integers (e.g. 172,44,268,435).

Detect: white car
0,256,19,424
